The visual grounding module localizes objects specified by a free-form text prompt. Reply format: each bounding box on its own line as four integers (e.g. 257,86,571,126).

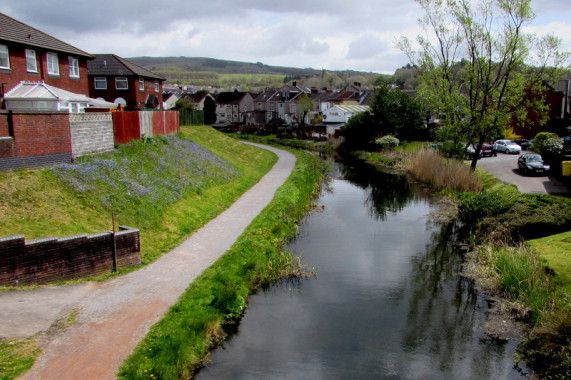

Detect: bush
532,132,562,157
457,185,520,223
374,135,400,150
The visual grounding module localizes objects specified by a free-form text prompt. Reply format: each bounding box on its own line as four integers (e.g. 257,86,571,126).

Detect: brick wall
0,111,73,171
0,226,141,286
70,113,114,158
0,44,90,96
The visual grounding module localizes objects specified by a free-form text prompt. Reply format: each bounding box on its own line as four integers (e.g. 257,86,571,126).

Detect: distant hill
128,56,378,77
127,56,384,90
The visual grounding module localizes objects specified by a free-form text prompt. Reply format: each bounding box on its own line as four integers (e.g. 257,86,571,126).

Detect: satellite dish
114,97,127,106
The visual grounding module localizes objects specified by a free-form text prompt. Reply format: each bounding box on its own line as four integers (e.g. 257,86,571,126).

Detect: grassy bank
236,134,338,153
0,126,276,268
0,126,277,379
118,149,328,379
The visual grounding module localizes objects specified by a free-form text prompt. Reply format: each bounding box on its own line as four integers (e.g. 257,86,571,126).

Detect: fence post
111,213,117,272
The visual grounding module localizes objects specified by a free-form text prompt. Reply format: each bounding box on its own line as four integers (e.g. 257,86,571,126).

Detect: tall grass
406,148,483,192
118,150,328,379
471,244,571,379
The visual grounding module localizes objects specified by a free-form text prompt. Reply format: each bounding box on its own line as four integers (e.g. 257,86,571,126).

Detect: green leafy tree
340,84,426,151
399,0,569,170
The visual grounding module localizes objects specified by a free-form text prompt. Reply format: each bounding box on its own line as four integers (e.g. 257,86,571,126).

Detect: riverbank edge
357,149,570,379
117,149,329,379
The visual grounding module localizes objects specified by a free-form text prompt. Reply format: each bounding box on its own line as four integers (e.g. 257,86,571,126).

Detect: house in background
215,91,254,125
0,12,93,103
322,104,370,136
87,54,166,110
180,92,216,124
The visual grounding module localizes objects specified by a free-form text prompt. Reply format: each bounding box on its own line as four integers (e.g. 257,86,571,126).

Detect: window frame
0,44,10,69
115,77,128,90
94,77,107,90
47,52,59,76
26,49,37,72
154,80,159,92
139,78,145,91
68,56,79,78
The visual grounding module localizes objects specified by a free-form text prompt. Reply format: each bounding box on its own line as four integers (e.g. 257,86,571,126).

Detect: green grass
236,134,338,154
0,126,278,378
118,149,328,379
527,230,571,294
0,338,40,380
473,243,571,379
1,126,277,270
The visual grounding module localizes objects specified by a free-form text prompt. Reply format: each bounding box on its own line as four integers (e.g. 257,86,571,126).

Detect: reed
406,148,483,192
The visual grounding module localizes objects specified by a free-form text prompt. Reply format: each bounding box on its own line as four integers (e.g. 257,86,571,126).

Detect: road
474,151,570,196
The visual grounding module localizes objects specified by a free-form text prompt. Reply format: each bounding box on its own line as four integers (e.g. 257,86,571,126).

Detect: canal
196,159,526,379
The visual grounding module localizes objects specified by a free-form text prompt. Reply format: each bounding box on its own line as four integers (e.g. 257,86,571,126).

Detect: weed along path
7,142,295,380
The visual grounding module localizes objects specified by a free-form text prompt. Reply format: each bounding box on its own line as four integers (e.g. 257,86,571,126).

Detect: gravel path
1,143,295,380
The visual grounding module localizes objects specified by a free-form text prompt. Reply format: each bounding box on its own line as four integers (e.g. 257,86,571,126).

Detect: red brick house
87,54,166,110
0,12,93,102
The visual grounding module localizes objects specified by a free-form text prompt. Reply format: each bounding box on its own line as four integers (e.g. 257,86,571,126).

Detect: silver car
494,140,521,154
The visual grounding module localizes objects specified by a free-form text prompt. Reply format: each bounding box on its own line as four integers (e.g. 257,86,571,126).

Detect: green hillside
127,56,382,89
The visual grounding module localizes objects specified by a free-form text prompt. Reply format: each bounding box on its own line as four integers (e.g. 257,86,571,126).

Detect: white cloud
1,0,569,73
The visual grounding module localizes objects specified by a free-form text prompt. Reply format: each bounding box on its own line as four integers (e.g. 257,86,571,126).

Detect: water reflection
341,157,414,221
195,160,523,380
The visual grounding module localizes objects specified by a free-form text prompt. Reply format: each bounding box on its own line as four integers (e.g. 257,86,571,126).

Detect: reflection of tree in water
342,159,415,221
399,221,519,378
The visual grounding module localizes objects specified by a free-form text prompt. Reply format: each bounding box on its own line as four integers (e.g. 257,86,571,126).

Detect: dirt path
1,143,295,380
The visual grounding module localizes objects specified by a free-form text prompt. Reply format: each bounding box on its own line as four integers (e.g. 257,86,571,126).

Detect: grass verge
0,338,40,380
117,149,328,379
236,134,338,153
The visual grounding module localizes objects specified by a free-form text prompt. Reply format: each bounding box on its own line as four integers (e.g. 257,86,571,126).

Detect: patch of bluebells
52,135,238,224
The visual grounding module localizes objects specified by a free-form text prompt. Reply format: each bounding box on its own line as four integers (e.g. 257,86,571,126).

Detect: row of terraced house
165,82,373,138
0,12,178,171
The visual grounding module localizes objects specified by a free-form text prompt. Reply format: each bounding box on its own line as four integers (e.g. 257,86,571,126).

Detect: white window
47,53,59,75
26,49,37,72
154,80,159,92
116,77,128,90
139,78,144,91
68,57,79,78
0,44,10,69
94,77,107,90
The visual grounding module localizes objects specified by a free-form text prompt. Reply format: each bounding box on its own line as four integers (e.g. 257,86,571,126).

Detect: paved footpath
0,143,295,380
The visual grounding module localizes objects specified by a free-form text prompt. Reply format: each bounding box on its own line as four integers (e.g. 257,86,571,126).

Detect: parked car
481,143,496,157
494,140,521,154
515,139,533,150
562,136,571,156
465,143,481,159
517,153,550,175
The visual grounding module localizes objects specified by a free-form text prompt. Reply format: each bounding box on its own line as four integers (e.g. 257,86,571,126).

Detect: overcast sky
1,0,570,74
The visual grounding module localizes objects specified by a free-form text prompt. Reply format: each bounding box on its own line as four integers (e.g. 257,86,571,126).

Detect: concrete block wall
0,226,140,286
70,113,115,158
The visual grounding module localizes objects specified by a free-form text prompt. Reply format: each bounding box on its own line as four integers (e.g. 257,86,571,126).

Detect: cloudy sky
1,0,570,74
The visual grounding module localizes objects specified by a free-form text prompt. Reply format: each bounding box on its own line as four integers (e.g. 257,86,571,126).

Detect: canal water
196,160,525,379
